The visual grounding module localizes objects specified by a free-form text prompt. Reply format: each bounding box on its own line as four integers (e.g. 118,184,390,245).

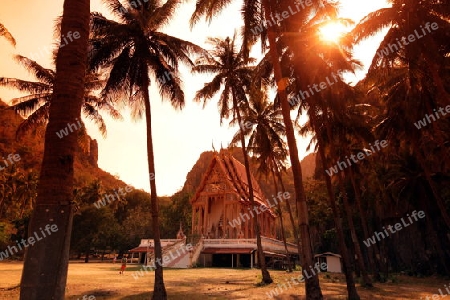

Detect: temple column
244,208,248,238
201,206,205,235
205,199,209,236
192,206,195,235
223,200,227,238
261,214,265,236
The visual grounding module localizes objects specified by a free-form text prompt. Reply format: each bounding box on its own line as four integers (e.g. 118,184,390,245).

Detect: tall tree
190,0,331,297
351,0,450,229
19,0,90,298
230,86,299,271
193,35,272,283
279,6,366,299
89,1,205,298
277,1,365,295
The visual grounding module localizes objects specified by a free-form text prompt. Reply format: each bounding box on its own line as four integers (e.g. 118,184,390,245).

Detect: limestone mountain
0,98,130,196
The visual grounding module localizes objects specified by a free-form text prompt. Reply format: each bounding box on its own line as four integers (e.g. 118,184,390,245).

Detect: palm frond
15,102,50,138
147,0,182,30
351,8,394,43
82,102,108,137
0,78,51,94
193,75,223,106
10,93,52,117
14,55,55,85
189,0,234,28
0,23,16,46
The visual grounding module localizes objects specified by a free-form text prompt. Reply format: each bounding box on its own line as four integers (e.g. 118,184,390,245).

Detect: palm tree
190,0,332,297
259,1,346,298
0,55,121,138
19,0,91,298
191,0,348,299
0,23,16,46
89,1,205,298
298,81,374,287
193,35,272,283
230,87,298,272
351,0,450,229
277,1,368,293
300,103,363,299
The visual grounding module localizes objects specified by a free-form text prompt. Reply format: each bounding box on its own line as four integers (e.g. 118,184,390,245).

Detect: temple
129,150,297,269
191,150,276,239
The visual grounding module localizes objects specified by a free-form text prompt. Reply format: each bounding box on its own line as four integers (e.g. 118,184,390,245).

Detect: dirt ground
0,261,447,299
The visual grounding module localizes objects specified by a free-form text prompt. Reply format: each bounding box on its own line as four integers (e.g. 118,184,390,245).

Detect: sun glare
319,22,348,43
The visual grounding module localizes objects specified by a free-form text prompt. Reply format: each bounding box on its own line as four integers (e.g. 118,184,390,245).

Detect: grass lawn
0,261,447,299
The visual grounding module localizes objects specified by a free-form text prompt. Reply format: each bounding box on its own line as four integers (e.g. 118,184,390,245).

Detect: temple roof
190,149,276,217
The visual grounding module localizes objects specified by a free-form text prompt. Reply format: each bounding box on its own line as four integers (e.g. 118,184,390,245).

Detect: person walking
119,256,127,274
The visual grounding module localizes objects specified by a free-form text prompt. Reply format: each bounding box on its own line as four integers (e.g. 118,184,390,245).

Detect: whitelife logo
266,262,328,298
132,243,194,279
228,192,291,228
76,295,96,300
288,72,340,107
325,140,388,177
376,22,439,59
420,283,450,300
29,31,81,62
55,118,83,139
93,185,136,209
250,0,329,35
0,153,21,171
413,105,450,129
363,210,425,247
0,224,58,260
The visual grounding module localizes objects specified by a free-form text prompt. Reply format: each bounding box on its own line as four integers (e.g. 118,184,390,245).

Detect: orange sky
0,0,389,195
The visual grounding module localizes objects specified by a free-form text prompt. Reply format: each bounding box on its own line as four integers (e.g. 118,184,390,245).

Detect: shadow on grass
119,291,152,299
160,290,250,300
67,289,120,300
118,291,239,300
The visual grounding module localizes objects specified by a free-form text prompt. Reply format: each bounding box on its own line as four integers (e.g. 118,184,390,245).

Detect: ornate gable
202,163,229,193
190,150,277,239
190,151,276,216
191,155,234,205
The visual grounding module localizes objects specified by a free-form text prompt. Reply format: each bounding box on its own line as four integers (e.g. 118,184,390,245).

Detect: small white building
315,252,342,273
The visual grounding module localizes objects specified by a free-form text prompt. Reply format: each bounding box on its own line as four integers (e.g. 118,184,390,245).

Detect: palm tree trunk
321,110,372,287
374,179,391,278
261,1,323,297
347,168,381,280
232,91,272,284
276,170,302,256
418,185,450,274
143,72,167,300
321,156,361,300
309,110,360,300
336,173,373,287
417,151,450,229
19,0,90,298
270,167,292,272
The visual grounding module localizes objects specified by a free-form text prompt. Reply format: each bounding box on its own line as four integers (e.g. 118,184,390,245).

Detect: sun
319,21,348,43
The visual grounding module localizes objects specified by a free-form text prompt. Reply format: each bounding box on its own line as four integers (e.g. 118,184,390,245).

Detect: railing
148,238,186,265
202,237,296,252
189,236,204,267
139,239,180,247
261,236,297,253
203,238,256,245
142,236,296,266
